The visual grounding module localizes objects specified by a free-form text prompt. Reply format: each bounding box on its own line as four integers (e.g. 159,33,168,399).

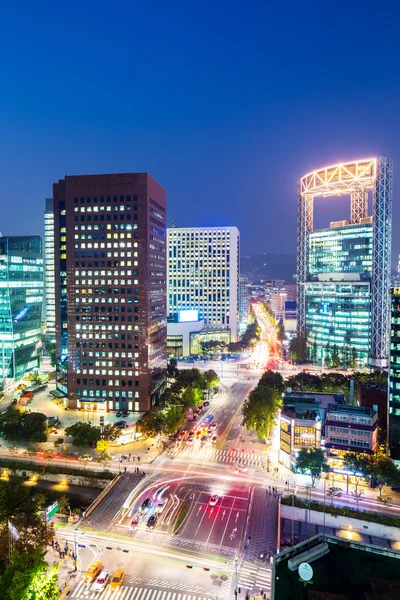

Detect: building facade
53,173,167,413
44,198,56,339
0,236,43,389
389,287,400,457
238,274,248,331
325,403,378,456
167,226,239,341
297,158,393,368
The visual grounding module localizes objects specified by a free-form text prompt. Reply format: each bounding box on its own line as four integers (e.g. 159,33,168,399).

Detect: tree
242,386,282,441
0,549,59,600
138,412,163,437
161,405,185,435
56,494,70,515
203,370,219,390
276,319,286,342
25,370,42,385
101,423,121,442
181,386,202,408
167,358,179,379
369,455,400,499
53,437,64,449
0,407,48,443
296,448,329,487
331,344,340,369
342,452,371,494
310,340,318,363
326,486,343,505
350,347,358,369
258,370,285,395
227,342,243,353
96,439,109,455
324,342,331,367
43,339,57,368
351,488,364,511
288,335,308,363
64,422,101,448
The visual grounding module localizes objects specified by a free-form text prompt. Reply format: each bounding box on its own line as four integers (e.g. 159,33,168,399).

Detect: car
115,421,127,429
116,411,122,417
200,435,208,445
131,514,140,526
110,568,125,590
141,498,153,512
84,560,103,583
212,435,218,444
211,422,218,429
391,486,400,493
195,430,202,437
78,453,93,462
156,500,167,514
203,401,210,407
187,436,194,444
122,411,129,418
192,414,198,420
146,515,158,529
233,463,248,473
209,494,219,507
93,569,110,592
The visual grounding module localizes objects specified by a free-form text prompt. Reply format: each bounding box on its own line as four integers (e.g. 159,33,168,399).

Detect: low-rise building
325,403,378,457
167,310,205,357
279,392,344,471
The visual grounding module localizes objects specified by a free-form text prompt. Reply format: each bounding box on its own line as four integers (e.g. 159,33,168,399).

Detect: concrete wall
281,503,400,540
2,468,108,489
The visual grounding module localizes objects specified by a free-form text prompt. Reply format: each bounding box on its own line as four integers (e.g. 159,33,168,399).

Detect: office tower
53,173,167,412
44,198,56,339
167,227,239,342
389,287,400,457
0,236,43,388
238,275,248,329
297,158,392,368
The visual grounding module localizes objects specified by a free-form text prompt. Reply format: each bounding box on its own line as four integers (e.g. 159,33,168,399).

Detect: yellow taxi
84,560,103,583
110,568,125,590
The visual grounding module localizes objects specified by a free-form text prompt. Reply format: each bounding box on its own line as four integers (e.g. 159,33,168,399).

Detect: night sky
0,0,399,262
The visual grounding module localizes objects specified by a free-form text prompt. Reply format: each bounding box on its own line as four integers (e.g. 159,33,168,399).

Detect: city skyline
1,2,400,262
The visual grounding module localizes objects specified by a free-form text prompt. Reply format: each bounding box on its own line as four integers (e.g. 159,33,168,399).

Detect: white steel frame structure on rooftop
297,157,393,368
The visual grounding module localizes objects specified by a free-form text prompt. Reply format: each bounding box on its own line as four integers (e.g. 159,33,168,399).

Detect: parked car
203,401,210,407
115,421,127,429
116,411,123,417
122,411,129,418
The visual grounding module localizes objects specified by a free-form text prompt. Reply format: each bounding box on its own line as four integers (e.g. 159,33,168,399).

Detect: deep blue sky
0,0,399,262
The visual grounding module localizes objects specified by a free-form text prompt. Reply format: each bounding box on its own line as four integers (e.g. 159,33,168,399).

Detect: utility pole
74,527,79,571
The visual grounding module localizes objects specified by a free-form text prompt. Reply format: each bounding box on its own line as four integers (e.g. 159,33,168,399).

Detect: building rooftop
272,533,400,600
328,403,376,416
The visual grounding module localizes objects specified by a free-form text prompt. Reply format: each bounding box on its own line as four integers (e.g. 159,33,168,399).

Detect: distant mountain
241,253,296,282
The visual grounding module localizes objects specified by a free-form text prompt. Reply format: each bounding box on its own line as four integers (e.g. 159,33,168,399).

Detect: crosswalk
238,562,272,593
71,584,229,600
168,446,264,468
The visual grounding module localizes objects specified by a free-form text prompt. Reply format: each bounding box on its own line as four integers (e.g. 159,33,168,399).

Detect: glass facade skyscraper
297,158,392,368
0,236,43,388
305,222,373,366
44,198,56,339
389,287,400,458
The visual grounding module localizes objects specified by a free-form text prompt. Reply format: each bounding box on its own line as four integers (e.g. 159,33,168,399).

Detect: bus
203,414,214,427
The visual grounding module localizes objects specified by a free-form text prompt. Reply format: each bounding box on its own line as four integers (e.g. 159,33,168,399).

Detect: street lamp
74,528,79,572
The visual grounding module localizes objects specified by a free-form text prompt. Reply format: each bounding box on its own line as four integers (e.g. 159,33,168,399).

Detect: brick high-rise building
53,173,167,413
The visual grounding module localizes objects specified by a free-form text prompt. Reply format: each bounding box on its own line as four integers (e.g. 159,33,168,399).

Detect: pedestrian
137,456,140,462
129,453,131,460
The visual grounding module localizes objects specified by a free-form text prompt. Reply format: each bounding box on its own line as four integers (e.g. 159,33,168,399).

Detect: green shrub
282,495,400,527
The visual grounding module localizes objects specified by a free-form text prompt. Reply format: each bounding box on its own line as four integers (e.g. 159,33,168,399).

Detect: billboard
178,309,199,323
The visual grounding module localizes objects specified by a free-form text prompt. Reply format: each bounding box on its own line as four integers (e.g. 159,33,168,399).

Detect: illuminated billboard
178,309,199,323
